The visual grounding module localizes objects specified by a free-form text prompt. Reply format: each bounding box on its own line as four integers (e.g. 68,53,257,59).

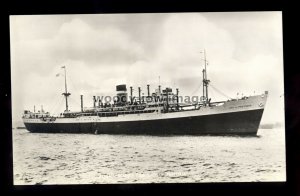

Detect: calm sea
13,128,286,184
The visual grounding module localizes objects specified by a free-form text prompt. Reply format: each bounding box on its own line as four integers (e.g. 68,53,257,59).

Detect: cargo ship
22,52,268,135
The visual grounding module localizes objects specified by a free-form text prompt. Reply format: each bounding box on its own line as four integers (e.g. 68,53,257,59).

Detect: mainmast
202,50,210,103
61,66,71,112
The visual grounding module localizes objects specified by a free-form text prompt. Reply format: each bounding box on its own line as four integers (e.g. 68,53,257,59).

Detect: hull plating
24,109,264,135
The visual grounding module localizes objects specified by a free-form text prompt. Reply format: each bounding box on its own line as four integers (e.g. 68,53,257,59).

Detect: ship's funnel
116,84,127,106
116,84,127,91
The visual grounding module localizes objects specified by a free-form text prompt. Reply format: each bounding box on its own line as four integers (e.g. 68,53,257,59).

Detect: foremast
202,49,210,105
61,66,71,112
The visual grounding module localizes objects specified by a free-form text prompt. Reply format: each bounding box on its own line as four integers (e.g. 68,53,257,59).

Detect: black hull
24,109,264,135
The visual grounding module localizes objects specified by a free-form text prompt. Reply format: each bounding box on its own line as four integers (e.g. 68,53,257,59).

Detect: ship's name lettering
229,105,252,109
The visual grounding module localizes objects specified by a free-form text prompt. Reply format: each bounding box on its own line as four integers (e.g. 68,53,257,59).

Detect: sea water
13,128,286,184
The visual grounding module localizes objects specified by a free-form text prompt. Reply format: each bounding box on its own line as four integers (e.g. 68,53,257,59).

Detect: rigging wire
49,96,64,115
187,78,232,101
209,86,215,101
46,91,61,112
52,96,63,113
209,83,232,100
46,68,74,115
69,96,81,108
46,74,65,114
190,83,202,96
69,76,81,97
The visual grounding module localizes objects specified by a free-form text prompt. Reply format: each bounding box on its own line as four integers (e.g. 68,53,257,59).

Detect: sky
10,12,284,124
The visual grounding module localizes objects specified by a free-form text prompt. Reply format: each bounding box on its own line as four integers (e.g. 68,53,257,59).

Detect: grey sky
10,12,284,124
